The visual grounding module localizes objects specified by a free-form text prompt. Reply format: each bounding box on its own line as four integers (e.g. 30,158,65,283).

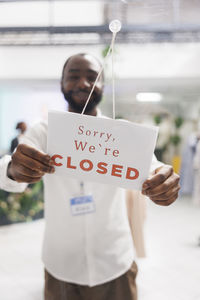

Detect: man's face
61,54,104,114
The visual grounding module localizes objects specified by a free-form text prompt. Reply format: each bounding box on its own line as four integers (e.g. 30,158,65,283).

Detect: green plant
102,45,110,58
115,114,123,119
174,116,184,129
0,181,44,226
170,116,184,156
153,115,162,125
170,134,181,146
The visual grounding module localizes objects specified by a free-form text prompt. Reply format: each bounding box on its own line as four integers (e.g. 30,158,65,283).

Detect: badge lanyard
80,181,84,195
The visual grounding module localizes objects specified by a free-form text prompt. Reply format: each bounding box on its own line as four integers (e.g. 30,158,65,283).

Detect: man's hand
141,165,180,206
7,144,55,183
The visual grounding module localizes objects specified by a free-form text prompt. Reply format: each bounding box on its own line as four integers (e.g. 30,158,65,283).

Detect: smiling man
0,53,180,300
61,53,103,115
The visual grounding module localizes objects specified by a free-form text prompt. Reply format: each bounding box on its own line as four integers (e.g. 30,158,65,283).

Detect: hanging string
111,33,116,119
81,20,121,119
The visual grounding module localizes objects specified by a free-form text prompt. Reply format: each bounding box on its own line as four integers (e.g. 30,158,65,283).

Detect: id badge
70,195,95,216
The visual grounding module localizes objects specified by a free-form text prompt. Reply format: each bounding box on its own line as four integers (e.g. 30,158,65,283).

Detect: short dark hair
61,53,104,81
16,122,26,130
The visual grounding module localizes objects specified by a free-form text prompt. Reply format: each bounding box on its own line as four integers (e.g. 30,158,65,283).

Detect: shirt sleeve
0,155,27,192
149,154,164,173
19,121,47,153
0,121,47,193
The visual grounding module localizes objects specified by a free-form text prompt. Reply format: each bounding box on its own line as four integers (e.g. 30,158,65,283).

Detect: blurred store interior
0,0,200,299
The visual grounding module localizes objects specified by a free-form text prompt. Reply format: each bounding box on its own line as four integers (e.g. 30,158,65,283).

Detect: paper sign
47,110,158,190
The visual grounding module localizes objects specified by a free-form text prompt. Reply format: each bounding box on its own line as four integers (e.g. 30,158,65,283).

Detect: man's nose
77,77,91,89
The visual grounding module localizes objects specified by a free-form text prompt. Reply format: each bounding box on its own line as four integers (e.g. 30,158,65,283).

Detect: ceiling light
136,92,163,102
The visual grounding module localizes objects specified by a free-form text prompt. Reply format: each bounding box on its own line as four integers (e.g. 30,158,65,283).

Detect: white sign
47,111,158,190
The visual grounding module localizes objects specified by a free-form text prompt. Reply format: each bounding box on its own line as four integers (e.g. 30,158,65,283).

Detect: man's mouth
73,91,90,102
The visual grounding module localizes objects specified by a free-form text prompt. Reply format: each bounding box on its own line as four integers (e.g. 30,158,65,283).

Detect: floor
0,197,200,300
137,197,200,300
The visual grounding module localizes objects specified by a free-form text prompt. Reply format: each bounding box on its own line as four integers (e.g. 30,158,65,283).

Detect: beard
62,89,102,114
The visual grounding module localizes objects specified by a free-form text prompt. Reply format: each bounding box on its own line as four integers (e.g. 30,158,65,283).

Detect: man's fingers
143,173,180,197
153,193,179,206
12,151,54,174
15,173,42,183
8,144,55,183
141,164,180,207
142,165,173,190
149,185,180,201
17,144,52,167
14,164,45,178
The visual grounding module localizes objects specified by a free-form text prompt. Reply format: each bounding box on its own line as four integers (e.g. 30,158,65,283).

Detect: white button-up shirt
0,119,162,287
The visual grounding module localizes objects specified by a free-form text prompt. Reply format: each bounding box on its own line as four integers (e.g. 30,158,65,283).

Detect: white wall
0,89,66,154
1,43,200,80
0,45,104,80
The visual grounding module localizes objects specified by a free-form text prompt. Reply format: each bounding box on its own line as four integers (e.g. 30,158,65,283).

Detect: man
10,121,27,153
0,53,180,300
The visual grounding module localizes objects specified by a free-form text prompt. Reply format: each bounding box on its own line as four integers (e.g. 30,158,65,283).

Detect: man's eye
68,75,79,80
88,76,96,82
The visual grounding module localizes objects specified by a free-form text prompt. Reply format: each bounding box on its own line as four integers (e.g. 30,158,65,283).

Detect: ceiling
0,0,200,45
